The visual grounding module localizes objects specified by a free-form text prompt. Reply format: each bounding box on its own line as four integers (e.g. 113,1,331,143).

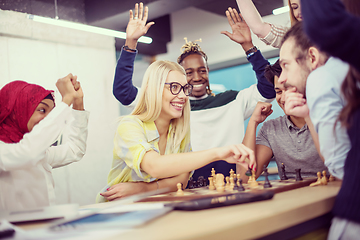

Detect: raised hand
283,87,309,118
56,73,77,106
250,102,273,124
221,8,252,46
125,2,155,48
71,78,84,110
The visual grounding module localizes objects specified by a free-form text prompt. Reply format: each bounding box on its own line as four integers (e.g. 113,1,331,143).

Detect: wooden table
15,181,341,240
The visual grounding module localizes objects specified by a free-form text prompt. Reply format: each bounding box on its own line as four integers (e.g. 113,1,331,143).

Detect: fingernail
107,188,110,191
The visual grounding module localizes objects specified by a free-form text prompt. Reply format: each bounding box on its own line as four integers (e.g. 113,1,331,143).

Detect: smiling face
159,70,188,122
290,0,302,22
180,53,209,97
274,76,286,112
278,38,311,95
27,98,55,132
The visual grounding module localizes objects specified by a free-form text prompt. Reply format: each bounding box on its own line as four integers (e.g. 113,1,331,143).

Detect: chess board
137,177,318,203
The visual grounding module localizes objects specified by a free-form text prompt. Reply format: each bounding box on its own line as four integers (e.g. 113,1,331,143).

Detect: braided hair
177,38,214,96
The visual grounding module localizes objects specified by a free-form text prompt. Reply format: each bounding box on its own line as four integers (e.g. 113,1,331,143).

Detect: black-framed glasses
165,82,193,96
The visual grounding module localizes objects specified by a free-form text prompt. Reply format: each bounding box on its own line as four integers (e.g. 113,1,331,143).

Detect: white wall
0,10,118,206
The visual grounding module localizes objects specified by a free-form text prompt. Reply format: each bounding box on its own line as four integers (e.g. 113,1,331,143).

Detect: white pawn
176,183,184,196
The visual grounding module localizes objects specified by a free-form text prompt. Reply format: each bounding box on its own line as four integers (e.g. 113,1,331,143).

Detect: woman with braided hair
112,3,275,182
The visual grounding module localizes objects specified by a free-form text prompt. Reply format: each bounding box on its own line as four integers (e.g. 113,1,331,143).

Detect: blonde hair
288,0,299,26
131,60,191,152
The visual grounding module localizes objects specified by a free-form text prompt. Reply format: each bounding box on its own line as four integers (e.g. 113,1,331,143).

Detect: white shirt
0,102,89,210
306,57,350,179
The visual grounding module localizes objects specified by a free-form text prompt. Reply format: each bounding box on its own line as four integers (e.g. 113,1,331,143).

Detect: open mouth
171,102,184,111
192,83,206,90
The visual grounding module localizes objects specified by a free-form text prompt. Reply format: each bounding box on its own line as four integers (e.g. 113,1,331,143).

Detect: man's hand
284,87,309,118
221,8,252,49
250,102,273,124
125,2,155,49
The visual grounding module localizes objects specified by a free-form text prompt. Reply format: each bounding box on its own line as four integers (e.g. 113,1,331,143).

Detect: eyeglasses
165,82,193,96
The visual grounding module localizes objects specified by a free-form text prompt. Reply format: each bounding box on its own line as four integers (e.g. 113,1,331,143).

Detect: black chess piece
237,178,245,191
197,176,205,187
280,163,288,180
188,177,195,189
295,168,303,181
245,167,252,176
263,168,272,188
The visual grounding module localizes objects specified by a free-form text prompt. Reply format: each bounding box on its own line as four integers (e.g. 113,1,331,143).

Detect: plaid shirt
260,23,288,48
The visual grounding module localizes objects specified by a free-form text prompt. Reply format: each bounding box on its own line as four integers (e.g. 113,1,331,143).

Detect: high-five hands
221,7,252,46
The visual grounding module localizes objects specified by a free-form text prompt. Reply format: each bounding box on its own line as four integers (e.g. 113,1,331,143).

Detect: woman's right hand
217,144,256,171
125,2,155,48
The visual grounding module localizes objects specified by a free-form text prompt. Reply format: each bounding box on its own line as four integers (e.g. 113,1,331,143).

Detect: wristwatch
246,46,257,58
123,45,137,52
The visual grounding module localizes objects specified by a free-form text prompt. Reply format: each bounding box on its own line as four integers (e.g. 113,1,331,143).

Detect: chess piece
208,177,215,190
310,172,322,187
295,168,303,181
320,171,328,185
188,177,195,189
245,167,252,176
176,183,184,196
211,168,216,178
263,168,272,188
249,170,259,188
280,163,288,180
197,176,205,187
225,176,230,190
192,179,198,188
237,178,245,191
229,176,235,191
215,173,225,192
229,169,235,179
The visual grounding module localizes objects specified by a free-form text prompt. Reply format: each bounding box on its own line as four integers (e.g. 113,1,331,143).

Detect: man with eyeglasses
113,4,275,182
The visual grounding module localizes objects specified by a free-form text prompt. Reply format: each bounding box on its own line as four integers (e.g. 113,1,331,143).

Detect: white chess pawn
176,183,184,196
208,177,215,190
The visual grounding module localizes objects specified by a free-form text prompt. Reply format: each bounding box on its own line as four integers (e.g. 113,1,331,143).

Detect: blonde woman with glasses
97,56,254,203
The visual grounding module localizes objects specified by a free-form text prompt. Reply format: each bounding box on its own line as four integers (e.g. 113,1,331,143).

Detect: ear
308,47,321,70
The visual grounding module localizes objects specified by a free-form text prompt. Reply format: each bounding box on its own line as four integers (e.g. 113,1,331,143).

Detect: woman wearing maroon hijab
0,81,54,143
0,74,89,211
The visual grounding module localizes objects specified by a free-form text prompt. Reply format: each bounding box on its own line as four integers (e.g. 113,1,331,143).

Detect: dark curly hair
177,38,214,96
264,60,282,86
